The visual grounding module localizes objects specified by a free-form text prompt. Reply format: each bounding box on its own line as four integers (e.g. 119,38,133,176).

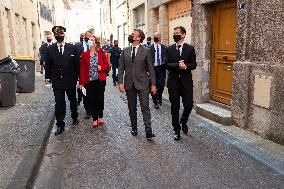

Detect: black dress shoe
154,104,160,109
173,133,181,141
84,113,91,119
72,119,79,126
131,129,138,136
182,125,188,135
146,133,155,139
55,127,65,136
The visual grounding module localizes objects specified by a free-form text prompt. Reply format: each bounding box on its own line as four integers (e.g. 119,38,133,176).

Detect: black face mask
128,35,134,43
80,37,84,42
47,39,52,43
55,36,64,43
147,42,151,45
85,37,89,42
114,44,118,47
173,35,182,43
153,37,159,43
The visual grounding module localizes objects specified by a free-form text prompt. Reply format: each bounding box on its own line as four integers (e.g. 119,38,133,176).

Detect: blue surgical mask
87,40,94,48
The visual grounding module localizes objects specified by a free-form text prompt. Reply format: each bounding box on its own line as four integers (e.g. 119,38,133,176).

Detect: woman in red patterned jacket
79,36,109,128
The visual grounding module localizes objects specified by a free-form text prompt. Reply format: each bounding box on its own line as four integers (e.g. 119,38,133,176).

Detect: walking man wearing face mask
118,29,157,139
45,26,80,136
75,31,93,119
39,35,53,75
110,40,121,86
149,32,167,109
165,26,197,141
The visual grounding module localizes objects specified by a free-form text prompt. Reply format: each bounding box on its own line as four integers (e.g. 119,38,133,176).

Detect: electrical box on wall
253,75,272,109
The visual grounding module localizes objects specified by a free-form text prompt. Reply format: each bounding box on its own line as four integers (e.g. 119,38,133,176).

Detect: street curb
162,98,284,176
7,112,55,189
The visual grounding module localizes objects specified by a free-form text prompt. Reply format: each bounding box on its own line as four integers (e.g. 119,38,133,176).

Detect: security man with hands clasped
45,26,80,136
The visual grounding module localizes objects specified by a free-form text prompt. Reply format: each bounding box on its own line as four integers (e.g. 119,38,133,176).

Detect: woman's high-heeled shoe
98,118,104,125
92,120,98,128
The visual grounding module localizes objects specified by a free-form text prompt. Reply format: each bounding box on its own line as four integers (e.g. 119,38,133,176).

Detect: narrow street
34,78,284,189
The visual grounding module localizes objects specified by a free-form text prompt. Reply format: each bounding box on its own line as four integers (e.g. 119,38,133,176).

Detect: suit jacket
110,46,122,68
118,45,156,91
39,43,51,62
149,44,166,66
45,43,80,89
75,42,84,56
165,43,197,90
79,49,109,85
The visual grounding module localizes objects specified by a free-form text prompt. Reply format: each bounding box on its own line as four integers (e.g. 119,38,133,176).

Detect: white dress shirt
131,43,141,57
176,43,184,56
57,42,65,54
83,41,88,52
154,44,162,66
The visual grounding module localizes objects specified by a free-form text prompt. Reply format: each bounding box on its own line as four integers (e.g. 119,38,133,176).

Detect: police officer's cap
52,26,66,36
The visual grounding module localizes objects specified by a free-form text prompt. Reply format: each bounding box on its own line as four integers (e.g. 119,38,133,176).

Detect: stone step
196,103,234,125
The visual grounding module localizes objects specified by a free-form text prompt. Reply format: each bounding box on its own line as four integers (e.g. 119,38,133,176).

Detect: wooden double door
210,0,237,106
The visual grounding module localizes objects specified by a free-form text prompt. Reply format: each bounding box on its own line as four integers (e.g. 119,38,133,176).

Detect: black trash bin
0,56,20,107
14,56,35,93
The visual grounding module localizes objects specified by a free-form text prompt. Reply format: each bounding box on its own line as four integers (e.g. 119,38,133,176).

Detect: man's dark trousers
168,79,193,133
152,65,166,104
53,87,78,128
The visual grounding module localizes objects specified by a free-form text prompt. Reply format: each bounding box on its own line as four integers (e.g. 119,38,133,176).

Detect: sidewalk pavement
162,90,284,175
0,73,55,189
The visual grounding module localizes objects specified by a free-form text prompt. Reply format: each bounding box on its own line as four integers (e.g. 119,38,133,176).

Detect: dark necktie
157,45,160,66
59,45,63,54
132,47,136,63
177,45,181,60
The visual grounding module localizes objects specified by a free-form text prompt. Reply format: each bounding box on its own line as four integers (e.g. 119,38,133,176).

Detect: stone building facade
38,0,55,42
0,0,41,59
101,0,195,47
114,0,129,48
148,0,192,45
192,0,284,144
0,0,71,60
102,0,130,48
100,0,115,44
129,0,148,37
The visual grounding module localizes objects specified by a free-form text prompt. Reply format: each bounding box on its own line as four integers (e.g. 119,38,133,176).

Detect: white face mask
87,40,94,48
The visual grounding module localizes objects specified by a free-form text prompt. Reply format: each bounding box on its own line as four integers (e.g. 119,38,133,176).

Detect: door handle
223,56,228,60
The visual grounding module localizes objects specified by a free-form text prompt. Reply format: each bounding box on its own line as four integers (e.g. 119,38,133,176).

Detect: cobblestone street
34,79,284,189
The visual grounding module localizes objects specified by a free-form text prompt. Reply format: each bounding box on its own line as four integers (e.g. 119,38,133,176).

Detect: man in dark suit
45,26,80,136
75,31,92,119
75,33,85,56
149,32,167,109
75,30,93,57
118,29,157,139
110,40,121,86
39,35,53,75
165,26,197,141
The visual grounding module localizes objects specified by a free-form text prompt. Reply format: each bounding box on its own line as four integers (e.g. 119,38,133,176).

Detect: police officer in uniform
45,26,80,135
